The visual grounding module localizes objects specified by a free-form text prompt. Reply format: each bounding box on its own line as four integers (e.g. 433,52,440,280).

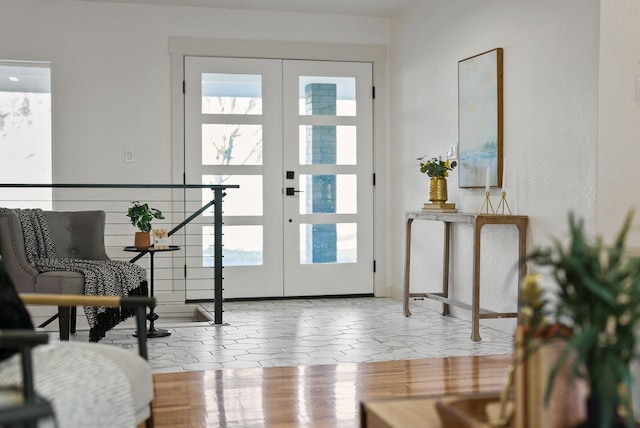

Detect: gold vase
429,176,448,203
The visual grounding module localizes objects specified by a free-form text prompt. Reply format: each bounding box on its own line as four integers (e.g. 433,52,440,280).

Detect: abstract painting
458,48,503,188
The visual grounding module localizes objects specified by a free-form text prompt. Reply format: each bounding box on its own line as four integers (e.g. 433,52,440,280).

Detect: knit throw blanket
2,208,148,341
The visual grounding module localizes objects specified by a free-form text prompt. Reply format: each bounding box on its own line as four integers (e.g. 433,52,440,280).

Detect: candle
501,163,506,191
485,167,491,193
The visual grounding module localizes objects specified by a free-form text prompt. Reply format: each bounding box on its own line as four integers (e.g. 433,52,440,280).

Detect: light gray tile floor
59,297,515,374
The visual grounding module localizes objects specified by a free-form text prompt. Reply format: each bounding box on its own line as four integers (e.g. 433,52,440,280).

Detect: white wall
7,0,636,332
598,0,640,247
0,0,390,304
389,0,600,332
0,0,388,184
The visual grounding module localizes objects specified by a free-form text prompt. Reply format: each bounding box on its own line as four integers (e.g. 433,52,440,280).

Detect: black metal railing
0,183,239,324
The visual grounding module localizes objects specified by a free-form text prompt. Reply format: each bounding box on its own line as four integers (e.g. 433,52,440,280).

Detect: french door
184,56,374,299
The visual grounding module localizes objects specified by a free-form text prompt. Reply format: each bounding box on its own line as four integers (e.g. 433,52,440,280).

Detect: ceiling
79,0,419,17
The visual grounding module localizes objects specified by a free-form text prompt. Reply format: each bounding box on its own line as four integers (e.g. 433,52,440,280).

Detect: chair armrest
19,294,155,360
0,330,51,409
0,402,54,425
0,212,39,291
0,330,49,348
19,294,155,309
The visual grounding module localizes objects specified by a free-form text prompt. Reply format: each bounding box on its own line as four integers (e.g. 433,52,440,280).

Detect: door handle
286,187,303,196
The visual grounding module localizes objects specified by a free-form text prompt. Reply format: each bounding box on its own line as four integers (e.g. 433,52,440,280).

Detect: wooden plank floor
151,354,512,427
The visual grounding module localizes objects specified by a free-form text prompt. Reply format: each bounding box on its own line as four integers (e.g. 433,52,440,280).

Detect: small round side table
124,245,180,338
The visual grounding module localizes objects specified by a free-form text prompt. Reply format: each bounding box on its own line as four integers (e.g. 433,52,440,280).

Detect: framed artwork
458,47,503,188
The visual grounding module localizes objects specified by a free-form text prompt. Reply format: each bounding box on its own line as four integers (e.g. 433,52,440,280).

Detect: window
0,61,52,208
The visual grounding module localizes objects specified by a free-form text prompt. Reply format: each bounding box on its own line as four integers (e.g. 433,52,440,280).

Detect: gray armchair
0,210,145,340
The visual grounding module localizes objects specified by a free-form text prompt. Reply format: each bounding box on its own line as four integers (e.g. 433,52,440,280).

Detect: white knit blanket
0,343,137,427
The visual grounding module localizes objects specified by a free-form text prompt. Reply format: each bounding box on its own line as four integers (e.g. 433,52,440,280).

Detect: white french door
282,61,374,296
184,56,374,299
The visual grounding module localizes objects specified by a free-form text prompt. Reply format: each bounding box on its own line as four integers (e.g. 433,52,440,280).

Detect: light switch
636,77,640,100
125,149,134,163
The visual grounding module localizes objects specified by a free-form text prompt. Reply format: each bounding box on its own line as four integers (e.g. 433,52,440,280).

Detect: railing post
214,188,224,324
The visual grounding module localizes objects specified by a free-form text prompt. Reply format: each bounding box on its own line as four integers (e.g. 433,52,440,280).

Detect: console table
403,211,528,341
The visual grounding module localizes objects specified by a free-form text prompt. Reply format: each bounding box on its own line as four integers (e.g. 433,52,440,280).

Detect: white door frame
169,37,389,300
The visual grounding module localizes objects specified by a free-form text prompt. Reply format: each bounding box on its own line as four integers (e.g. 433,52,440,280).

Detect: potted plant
417,155,457,178
417,155,457,204
523,211,640,428
127,201,165,249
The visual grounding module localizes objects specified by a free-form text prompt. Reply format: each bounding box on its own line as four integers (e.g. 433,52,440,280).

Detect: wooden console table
403,211,528,341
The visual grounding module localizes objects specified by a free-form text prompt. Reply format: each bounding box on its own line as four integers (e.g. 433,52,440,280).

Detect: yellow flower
619,311,632,326
617,293,630,305
606,315,617,336
522,274,542,309
605,315,618,345
520,306,534,323
417,155,457,177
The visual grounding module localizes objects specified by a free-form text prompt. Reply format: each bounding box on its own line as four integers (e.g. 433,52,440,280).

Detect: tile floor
62,297,515,374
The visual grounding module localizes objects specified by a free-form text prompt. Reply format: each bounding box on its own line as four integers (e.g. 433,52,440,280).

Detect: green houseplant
127,201,165,249
417,156,458,204
417,155,457,177
524,211,640,428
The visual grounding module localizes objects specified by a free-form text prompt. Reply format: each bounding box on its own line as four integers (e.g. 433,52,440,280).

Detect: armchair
0,210,148,341
1,294,156,428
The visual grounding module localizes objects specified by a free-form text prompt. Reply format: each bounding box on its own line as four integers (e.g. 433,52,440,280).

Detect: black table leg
134,250,171,338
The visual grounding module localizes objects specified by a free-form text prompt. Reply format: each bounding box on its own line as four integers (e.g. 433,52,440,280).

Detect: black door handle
286,187,303,196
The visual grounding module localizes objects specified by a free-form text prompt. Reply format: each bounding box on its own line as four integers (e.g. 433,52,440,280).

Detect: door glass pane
203,225,263,266
298,76,356,116
299,223,356,264
299,125,356,165
202,175,262,216
202,124,262,165
299,174,356,214
202,73,262,115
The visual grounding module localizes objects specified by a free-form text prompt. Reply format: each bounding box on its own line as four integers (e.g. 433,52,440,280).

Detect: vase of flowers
428,176,448,203
417,156,457,204
523,211,640,428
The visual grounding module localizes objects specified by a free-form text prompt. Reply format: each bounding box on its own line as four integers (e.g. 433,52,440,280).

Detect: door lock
286,187,303,196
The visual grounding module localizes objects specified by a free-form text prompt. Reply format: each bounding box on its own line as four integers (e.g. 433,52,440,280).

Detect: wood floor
151,354,513,427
